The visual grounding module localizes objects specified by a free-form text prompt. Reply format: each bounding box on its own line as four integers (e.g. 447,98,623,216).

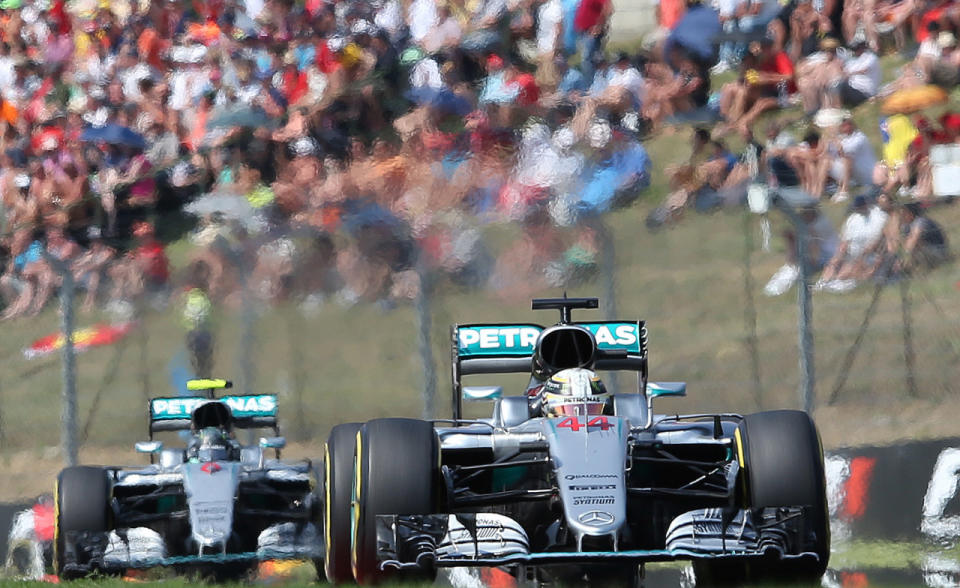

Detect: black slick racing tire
696,410,829,586
54,466,112,580
739,409,830,580
323,422,363,584
351,418,438,585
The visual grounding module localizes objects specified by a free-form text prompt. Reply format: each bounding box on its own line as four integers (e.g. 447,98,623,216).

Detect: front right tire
694,410,829,586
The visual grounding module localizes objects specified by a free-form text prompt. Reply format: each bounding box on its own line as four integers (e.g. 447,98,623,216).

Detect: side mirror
135,441,163,454
463,386,503,401
259,436,286,450
646,382,687,398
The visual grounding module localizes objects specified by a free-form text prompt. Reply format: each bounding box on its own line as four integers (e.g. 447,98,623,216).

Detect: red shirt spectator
282,66,309,104
658,0,686,30
132,222,170,287
574,0,611,33
759,49,796,93
316,40,341,74
511,72,540,105
917,5,948,42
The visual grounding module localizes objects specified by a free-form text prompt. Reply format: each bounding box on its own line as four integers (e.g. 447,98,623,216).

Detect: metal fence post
900,277,918,398
416,259,436,420
741,208,763,409
597,218,619,393
57,261,79,466
773,197,815,414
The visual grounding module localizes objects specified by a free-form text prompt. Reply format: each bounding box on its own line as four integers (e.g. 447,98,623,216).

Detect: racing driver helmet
189,426,234,462
541,368,612,417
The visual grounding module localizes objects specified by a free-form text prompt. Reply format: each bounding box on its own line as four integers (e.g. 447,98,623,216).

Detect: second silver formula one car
324,297,829,586
54,379,321,580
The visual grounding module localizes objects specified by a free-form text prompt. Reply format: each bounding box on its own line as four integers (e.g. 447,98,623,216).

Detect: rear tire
695,410,829,586
351,418,438,585
54,466,112,580
323,422,363,584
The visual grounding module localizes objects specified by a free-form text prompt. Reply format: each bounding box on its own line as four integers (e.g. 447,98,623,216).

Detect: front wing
375,513,822,571
60,523,320,573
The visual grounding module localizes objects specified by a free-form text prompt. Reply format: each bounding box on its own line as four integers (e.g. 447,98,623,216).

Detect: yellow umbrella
881,85,949,115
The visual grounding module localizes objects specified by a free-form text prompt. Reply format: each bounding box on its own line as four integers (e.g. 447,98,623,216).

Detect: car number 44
557,416,613,431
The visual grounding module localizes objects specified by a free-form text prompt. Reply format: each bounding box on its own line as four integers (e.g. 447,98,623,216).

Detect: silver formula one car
324,297,829,586
54,379,321,580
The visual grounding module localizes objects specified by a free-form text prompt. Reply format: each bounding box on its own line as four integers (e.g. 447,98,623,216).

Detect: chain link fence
0,199,957,456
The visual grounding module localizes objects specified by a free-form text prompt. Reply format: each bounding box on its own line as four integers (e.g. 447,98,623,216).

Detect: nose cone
543,416,628,543
181,462,240,550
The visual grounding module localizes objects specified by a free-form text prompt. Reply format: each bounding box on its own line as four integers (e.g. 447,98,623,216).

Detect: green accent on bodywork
646,382,687,397
492,466,528,492
157,495,178,514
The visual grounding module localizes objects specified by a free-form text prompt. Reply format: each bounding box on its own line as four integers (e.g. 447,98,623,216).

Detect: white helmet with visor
541,368,611,417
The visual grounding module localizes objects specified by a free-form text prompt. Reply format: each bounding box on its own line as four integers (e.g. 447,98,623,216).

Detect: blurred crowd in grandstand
0,0,954,323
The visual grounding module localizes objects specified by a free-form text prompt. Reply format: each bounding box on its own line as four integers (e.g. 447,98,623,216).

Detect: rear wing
148,394,279,437
450,321,647,419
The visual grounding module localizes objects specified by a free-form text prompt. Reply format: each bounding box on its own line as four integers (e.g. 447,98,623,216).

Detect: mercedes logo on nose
578,511,615,525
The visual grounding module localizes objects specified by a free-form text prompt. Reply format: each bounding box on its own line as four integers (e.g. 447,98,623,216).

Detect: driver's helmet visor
549,401,607,417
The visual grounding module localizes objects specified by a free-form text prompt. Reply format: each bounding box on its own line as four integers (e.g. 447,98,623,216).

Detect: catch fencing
0,201,957,456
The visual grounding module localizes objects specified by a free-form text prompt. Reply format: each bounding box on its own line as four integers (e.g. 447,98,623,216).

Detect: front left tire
350,418,438,585
323,422,363,584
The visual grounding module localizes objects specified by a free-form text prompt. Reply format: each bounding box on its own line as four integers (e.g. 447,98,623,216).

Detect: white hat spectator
814,108,849,129
351,19,377,36
292,136,319,157
938,31,957,49
552,127,576,151
169,45,208,64
82,106,110,128
588,119,612,149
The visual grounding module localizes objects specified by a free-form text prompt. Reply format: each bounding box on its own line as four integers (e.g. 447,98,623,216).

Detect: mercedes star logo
578,510,615,526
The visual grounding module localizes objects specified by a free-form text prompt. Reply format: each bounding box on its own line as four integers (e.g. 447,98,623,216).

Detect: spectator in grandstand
815,194,889,292
713,0,749,74
794,37,844,115
775,0,831,62
717,38,795,139
108,221,170,303
763,204,839,296
816,116,878,202
881,21,948,95
72,227,116,312
646,128,735,227
897,201,950,272
0,235,44,321
874,0,919,53
575,0,613,81
24,228,83,318
829,40,881,108
642,46,709,127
